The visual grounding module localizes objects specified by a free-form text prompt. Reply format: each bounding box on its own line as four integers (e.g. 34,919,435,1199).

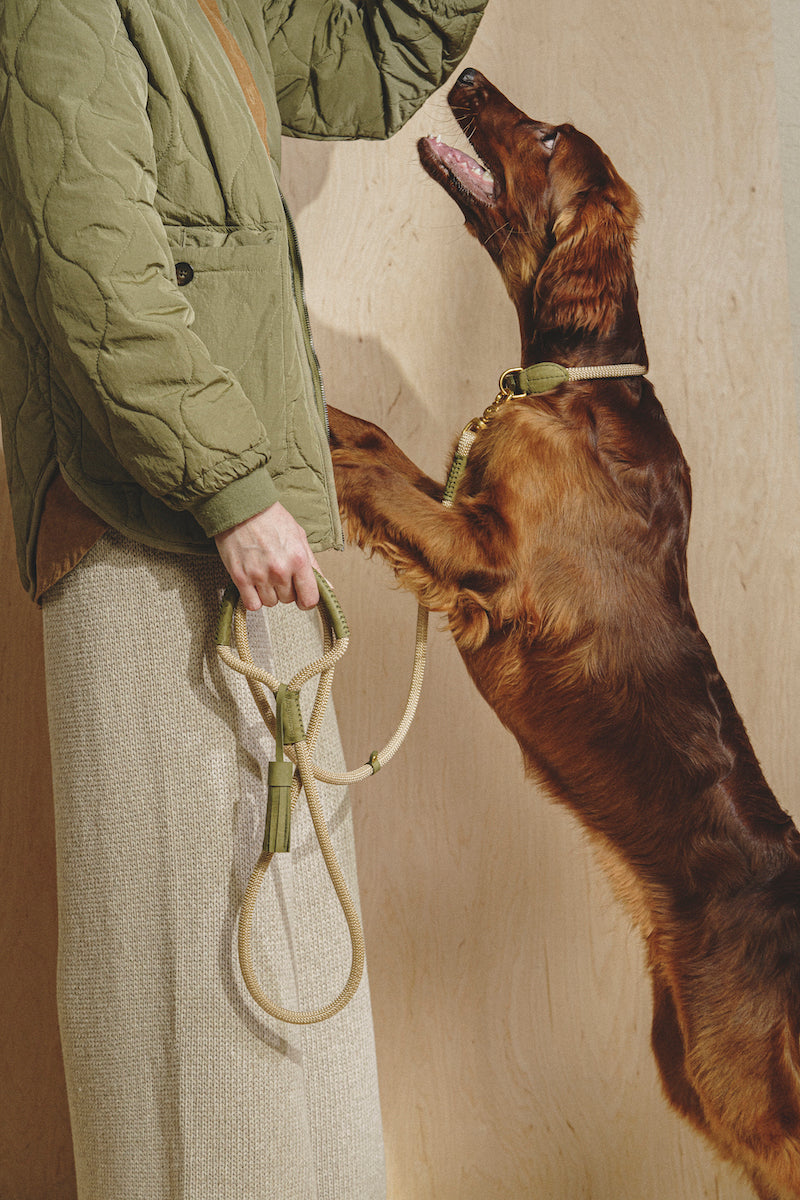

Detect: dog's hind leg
649,958,710,1134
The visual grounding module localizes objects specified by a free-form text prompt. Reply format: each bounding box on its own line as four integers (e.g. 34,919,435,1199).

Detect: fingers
236,578,270,612
214,504,321,612
238,557,317,612
292,557,321,611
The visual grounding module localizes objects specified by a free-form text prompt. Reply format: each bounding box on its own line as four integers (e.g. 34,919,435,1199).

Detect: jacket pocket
165,226,292,472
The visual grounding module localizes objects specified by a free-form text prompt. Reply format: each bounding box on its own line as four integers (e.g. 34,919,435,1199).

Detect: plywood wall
1,0,798,1196
282,0,800,1195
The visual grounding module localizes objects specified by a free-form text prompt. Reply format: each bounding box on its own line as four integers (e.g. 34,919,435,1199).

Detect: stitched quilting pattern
0,0,486,593
0,0,289,584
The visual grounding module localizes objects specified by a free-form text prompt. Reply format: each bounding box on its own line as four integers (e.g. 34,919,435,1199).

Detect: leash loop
217,570,428,1024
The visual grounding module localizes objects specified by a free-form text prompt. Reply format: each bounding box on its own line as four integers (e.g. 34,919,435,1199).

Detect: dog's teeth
482,170,494,182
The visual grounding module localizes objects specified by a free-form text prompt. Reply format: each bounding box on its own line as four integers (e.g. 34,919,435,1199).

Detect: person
0,2,488,1197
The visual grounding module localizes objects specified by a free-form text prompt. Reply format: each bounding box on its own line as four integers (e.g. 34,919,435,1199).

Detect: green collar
506,361,647,395
440,361,647,508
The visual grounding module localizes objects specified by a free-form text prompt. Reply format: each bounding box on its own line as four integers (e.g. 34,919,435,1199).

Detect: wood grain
1,0,797,1194
283,0,799,1195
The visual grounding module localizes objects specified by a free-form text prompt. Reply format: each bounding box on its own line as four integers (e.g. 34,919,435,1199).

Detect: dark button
175,261,194,286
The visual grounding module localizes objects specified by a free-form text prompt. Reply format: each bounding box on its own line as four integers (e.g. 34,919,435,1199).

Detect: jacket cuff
191,466,280,538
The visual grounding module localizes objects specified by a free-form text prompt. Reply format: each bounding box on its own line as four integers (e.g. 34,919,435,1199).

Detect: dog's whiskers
484,222,514,254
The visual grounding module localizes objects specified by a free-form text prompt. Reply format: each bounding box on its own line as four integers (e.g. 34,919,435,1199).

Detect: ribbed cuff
191,466,280,538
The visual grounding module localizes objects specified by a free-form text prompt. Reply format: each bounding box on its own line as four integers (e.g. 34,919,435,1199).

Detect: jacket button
175,261,194,286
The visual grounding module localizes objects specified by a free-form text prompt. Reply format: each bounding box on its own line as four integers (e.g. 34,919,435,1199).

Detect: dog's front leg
328,405,444,500
328,405,512,644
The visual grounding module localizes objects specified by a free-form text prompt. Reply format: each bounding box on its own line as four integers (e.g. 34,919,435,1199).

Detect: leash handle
215,569,349,649
217,567,427,1024
314,571,349,639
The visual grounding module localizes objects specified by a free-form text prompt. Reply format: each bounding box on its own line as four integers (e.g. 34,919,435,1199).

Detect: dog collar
508,361,647,394
441,362,648,507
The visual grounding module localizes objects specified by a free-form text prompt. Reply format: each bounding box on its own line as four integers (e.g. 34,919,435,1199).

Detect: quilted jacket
0,0,486,596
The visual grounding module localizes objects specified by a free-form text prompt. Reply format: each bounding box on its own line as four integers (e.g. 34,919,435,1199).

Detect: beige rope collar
442,361,647,505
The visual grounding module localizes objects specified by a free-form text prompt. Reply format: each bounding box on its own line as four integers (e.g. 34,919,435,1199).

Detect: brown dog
327,69,800,1199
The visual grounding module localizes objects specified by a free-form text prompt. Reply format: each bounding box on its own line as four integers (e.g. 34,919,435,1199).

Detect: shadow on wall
280,130,516,463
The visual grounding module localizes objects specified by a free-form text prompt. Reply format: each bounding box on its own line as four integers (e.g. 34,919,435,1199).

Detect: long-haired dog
327,69,800,1199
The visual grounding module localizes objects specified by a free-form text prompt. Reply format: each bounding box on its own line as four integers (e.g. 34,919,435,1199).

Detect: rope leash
218,359,646,1024
217,574,429,1024
443,361,647,503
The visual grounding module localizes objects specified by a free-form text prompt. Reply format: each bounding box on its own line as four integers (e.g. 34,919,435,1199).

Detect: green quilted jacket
0,0,486,596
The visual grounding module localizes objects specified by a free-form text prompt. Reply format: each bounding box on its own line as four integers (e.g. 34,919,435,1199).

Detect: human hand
214,503,320,611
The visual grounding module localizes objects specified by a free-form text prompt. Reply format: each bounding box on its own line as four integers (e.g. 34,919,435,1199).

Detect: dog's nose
449,67,487,107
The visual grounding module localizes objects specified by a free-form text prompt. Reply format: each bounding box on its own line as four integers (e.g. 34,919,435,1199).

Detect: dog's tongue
423,135,496,202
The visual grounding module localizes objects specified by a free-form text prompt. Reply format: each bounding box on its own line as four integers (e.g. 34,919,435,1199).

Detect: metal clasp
466,370,525,433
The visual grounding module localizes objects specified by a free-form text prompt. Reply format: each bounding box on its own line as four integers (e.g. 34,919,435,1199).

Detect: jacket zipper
280,191,330,438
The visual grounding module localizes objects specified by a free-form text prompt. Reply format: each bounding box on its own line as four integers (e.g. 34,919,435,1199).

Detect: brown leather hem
35,473,109,602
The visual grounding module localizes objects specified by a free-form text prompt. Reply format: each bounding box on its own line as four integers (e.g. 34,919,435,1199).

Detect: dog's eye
541,131,559,152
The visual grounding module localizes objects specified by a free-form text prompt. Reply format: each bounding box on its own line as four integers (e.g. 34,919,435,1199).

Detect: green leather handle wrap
216,582,239,646
215,573,348,645
314,571,349,639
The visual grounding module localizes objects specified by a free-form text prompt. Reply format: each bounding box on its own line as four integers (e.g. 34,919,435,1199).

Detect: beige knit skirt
41,531,386,1200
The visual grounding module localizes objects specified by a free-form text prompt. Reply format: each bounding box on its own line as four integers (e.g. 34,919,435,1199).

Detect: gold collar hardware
442,361,647,508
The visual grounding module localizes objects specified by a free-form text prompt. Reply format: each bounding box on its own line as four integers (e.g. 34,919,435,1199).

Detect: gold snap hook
498,367,519,395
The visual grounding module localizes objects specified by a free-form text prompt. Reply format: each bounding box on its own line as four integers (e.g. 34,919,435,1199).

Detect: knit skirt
41,531,386,1200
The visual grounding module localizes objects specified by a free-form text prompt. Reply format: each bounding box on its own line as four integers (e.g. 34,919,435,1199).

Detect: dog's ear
534,184,639,336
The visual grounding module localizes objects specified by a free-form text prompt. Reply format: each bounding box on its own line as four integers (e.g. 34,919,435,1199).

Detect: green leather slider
264,760,293,853
264,683,302,854
511,362,570,394
277,685,304,746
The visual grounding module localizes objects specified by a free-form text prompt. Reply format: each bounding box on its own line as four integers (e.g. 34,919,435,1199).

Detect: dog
327,69,800,1199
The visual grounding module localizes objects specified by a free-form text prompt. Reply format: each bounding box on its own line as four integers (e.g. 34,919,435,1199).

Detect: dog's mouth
418,135,499,211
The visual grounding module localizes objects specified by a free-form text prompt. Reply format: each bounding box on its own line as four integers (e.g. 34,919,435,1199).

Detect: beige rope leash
217,573,428,1024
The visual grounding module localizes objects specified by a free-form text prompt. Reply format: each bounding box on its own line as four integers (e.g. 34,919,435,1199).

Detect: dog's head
418,70,640,339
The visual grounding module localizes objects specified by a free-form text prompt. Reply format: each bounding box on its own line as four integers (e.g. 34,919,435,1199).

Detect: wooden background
2,0,798,1196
